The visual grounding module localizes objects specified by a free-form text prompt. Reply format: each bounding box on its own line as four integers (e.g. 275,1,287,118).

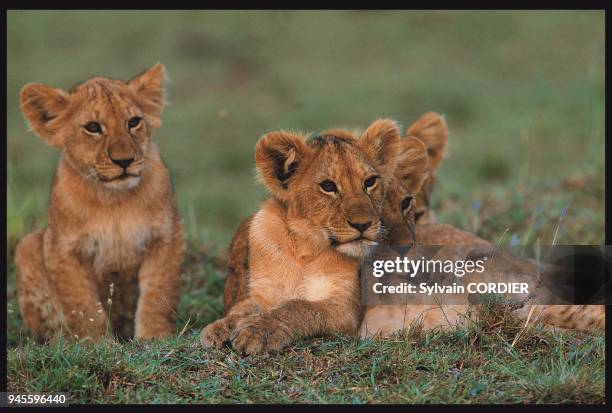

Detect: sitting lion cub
201,119,428,354
14,64,185,342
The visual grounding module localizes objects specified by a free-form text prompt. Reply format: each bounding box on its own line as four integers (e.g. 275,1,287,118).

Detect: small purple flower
510,233,520,246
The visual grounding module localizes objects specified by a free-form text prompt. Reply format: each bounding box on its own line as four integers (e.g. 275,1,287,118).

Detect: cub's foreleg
42,233,109,340
134,228,184,339
200,296,265,349
231,295,360,355
15,230,61,341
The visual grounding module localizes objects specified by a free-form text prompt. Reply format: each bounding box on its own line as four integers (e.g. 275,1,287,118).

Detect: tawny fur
201,119,427,354
359,135,604,336
222,112,447,314
405,112,448,225
360,223,605,337
360,223,498,337
14,64,185,342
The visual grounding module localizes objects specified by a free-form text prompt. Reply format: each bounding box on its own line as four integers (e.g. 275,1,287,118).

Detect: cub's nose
348,220,372,233
111,157,134,169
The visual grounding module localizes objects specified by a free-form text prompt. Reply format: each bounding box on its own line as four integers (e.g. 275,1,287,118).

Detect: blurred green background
7,10,605,252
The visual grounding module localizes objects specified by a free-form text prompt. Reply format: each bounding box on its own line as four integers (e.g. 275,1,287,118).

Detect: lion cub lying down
360,160,605,337
15,64,185,342
201,119,429,354
215,111,603,343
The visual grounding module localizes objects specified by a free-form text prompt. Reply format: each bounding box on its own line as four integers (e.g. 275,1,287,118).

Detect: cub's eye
401,196,414,212
319,180,338,193
364,175,379,190
127,116,142,129
84,122,102,134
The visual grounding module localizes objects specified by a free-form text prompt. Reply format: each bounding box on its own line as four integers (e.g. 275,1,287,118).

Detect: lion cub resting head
255,120,401,259
201,119,428,354
15,64,184,342
221,112,447,315
360,136,603,337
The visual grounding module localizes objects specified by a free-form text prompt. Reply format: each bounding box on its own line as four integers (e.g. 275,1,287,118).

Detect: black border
2,5,609,410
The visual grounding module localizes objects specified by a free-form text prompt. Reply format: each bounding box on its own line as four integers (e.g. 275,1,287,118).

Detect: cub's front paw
200,318,232,349
231,315,292,355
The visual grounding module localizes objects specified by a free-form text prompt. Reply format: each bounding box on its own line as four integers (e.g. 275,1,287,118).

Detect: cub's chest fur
248,200,358,304
78,207,162,274
295,253,359,302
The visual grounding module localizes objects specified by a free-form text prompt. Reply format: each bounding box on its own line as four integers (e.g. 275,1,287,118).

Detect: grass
7,305,606,404
5,11,605,404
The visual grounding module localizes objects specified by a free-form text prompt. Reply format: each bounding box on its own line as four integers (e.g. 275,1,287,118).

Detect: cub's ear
358,119,401,179
128,63,166,128
255,131,310,201
20,83,69,147
405,112,447,172
396,136,428,195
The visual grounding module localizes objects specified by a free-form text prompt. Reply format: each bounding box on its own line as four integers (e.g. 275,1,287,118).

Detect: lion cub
14,64,185,342
222,112,448,315
360,137,604,336
201,119,428,354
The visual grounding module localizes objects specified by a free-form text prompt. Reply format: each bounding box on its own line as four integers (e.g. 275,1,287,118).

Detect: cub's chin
335,239,378,259
102,175,141,191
